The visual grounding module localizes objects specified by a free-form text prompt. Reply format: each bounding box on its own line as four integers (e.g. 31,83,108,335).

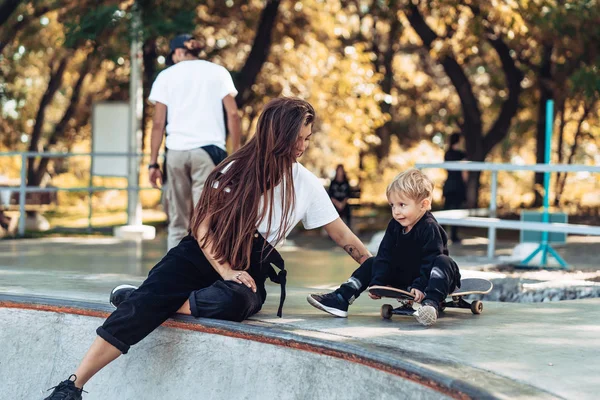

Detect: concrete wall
1,308,449,400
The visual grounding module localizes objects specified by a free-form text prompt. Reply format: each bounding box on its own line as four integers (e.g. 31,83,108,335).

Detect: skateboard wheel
381,304,393,319
471,300,483,314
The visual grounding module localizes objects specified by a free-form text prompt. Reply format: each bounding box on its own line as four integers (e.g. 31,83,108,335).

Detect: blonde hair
386,169,433,207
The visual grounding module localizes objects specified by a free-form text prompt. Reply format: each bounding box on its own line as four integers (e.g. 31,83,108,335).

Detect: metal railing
417,161,600,262
0,151,156,236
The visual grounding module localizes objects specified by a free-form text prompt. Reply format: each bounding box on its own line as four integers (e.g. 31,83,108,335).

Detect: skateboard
368,278,493,320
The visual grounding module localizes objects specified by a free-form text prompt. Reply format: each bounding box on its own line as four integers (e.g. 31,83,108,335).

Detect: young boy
307,169,461,326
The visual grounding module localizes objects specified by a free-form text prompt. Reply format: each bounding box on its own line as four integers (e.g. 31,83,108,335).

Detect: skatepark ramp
0,294,555,400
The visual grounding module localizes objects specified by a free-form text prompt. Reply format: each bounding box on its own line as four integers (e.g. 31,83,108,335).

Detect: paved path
0,236,598,399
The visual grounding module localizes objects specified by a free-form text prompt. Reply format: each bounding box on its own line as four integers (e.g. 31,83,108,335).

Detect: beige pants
165,148,215,250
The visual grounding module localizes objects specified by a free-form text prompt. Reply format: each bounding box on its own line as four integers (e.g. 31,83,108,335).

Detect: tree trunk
374,15,400,160
406,4,483,206
553,99,567,206
27,57,69,186
406,3,524,207
0,0,21,27
141,37,157,152
0,5,51,55
556,99,596,204
234,0,281,108
534,44,553,206
30,57,93,186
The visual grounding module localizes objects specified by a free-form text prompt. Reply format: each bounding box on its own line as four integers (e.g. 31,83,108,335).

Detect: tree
404,1,524,206
488,0,600,205
234,0,281,107
18,5,125,187
0,0,22,27
554,63,600,205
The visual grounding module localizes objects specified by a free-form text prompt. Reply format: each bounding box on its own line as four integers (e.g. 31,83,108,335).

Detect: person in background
442,132,468,243
148,33,242,250
328,164,352,229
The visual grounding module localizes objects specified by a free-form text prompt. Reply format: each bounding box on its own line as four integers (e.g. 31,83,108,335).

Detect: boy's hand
410,288,424,302
368,292,381,300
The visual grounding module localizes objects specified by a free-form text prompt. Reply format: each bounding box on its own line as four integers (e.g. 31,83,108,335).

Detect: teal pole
540,99,553,265
520,98,567,268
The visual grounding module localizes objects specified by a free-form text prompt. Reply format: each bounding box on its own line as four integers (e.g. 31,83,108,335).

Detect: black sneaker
109,284,137,308
307,292,349,318
44,374,85,400
414,299,439,326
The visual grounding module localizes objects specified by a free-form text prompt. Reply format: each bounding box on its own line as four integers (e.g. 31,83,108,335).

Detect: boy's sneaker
44,374,85,400
307,292,349,318
109,284,138,308
414,300,439,326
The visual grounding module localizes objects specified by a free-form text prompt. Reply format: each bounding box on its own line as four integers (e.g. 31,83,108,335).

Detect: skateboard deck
368,278,493,319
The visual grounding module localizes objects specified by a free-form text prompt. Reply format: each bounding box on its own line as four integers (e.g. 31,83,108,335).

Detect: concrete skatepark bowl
0,294,555,400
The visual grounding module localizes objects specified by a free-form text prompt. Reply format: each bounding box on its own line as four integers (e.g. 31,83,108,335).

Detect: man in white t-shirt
148,34,241,250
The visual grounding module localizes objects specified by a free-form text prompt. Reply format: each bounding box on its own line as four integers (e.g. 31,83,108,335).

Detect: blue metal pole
540,99,553,265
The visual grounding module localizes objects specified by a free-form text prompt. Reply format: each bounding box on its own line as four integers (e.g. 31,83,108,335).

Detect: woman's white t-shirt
218,162,339,246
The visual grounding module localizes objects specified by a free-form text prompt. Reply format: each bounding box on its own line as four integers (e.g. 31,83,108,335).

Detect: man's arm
323,218,372,264
148,102,167,188
222,94,241,152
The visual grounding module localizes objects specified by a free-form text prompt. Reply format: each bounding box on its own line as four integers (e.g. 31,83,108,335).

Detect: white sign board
92,102,129,177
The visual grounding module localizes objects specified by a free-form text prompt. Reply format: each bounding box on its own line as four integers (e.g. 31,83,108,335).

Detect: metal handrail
0,151,158,236
418,161,600,173
417,161,600,261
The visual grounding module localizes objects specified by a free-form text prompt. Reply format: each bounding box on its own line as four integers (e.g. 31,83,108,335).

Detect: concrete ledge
113,224,156,240
0,294,556,400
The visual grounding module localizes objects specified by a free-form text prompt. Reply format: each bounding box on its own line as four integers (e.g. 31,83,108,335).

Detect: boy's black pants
337,255,460,304
97,234,274,354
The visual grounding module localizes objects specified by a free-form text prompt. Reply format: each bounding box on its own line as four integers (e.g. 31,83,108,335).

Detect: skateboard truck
442,296,483,314
381,303,415,319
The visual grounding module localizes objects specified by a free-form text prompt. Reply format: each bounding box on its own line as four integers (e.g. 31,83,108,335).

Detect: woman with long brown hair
44,98,372,399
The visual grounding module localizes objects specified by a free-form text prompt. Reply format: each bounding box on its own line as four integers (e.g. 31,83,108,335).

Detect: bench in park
0,186,57,211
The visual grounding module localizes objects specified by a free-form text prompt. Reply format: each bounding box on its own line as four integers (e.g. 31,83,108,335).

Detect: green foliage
137,0,198,39
63,5,121,49
570,64,600,100
1,0,599,209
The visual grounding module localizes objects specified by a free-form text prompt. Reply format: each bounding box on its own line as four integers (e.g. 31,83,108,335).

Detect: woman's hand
223,269,257,293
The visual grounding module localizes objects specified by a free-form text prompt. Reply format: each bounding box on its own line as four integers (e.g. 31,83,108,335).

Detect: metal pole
540,99,554,265
88,155,94,233
487,170,498,259
18,154,27,236
127,2,143,226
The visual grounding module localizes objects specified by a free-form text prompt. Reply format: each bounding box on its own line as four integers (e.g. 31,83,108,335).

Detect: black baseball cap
166,33,194,66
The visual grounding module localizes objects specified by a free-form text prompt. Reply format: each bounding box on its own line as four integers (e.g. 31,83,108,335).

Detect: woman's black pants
96,235,264,354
